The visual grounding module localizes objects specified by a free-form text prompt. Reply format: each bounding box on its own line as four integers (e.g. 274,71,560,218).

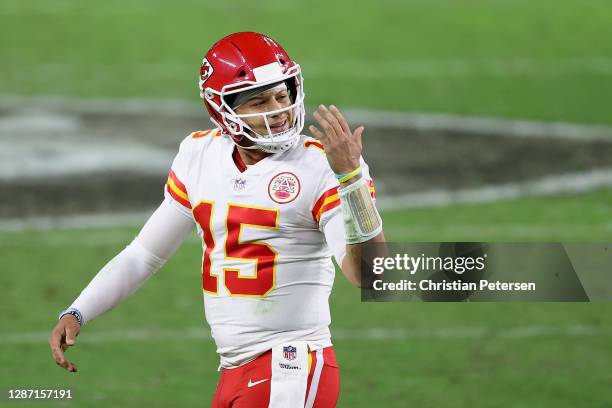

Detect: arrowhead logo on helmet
199,58,214,85
198,32,306,154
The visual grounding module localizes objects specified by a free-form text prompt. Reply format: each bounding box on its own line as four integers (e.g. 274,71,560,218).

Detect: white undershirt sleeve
323,211,347,268
69,199,194,325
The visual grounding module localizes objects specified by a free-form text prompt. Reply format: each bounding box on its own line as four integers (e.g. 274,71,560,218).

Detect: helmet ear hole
238,70,246,77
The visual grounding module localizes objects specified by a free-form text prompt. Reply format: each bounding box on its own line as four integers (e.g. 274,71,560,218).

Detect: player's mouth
269,119,289,133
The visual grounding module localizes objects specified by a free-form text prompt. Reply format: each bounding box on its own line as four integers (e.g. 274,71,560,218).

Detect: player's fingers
56,356,77,372
49,328,77,372
308,125,325,141
51,343,67,367
49,330,65,361
52,342,77,372
312,111,335,140
329,105,351,135
318,105,344,139
66,361,78,373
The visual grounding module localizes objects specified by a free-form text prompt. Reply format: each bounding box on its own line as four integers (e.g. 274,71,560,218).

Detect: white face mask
233,98,304,152
204,65,306,153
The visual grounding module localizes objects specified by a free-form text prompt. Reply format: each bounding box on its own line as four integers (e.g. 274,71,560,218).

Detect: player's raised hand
48,315,80,372
309,105,364,175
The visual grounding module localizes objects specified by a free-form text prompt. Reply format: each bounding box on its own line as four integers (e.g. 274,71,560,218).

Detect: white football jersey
164,129,375,368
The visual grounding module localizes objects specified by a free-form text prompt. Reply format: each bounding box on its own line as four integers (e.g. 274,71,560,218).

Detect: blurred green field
2,194,612,407
2,0,612,124
2,0,612,406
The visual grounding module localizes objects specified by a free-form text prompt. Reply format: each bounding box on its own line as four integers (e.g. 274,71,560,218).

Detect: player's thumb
65,326,78,346
354,126,364,148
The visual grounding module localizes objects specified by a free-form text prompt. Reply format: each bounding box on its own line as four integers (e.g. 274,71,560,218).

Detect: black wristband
58,308,83,326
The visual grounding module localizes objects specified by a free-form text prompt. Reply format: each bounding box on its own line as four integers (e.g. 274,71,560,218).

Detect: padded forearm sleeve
338,177,383,244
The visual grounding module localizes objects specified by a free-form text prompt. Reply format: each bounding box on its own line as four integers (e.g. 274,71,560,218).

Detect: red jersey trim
166,170,191,209
232,146,248,173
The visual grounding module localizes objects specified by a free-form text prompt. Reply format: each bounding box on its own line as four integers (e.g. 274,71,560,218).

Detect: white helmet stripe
253,62,283,82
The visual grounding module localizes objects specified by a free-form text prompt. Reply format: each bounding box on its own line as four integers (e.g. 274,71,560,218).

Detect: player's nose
268,102,289,120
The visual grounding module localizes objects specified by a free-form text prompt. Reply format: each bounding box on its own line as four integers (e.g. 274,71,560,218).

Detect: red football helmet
199,32,305,153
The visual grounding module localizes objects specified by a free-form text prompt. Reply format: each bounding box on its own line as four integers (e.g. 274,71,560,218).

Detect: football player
49,32,385,407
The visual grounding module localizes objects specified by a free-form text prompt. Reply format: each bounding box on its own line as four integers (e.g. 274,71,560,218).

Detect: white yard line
1,325,609,345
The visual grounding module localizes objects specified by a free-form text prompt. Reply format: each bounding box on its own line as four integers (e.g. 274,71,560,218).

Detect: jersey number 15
193,201,279,297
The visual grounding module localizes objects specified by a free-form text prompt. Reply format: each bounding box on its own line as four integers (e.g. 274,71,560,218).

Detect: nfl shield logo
231,177,247,192
283,345,297,361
